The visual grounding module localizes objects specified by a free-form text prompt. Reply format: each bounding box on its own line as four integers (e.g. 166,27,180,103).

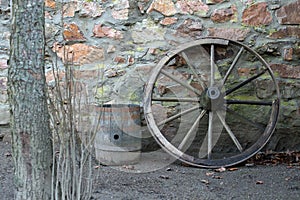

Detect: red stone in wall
93,24,123,39
63,2,77,18
276,0,300,25
79,2,104,18
147,0,177,16
269,27,300,39
176,19,203,38
207,27,250,41
52,43,105,65
63,23,86,42
0,59,8,69
283,48,294,61
160,17,178,26
211,5,237,23
45,0,56,9
242,2,272,26
176,0,209,16
271,64,300,79
114,56,126,64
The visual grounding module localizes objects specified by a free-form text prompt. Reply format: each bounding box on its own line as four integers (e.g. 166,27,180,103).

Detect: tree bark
8,1,53,199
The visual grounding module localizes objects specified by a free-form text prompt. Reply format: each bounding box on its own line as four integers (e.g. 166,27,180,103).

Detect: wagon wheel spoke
160,69,202,95
157,106,200,127
178,109,207,150
216,111,243,152
181,52,207,90
207,111,213,159
222,46,244,86
226,99,273,106
210,44,215,87
225,69,268,96
152,97,199,102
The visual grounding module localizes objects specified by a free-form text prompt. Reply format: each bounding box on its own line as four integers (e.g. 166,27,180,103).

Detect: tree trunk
8,1,53,199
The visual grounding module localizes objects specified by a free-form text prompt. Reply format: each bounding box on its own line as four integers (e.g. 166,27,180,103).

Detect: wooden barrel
94,104,141,165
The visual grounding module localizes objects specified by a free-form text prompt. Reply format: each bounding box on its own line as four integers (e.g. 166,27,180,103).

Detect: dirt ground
1,129,300,200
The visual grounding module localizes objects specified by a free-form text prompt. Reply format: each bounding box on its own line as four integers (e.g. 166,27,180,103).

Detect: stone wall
0,0,300,150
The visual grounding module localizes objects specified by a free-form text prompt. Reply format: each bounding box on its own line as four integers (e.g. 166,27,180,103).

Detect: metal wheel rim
144,37,280,168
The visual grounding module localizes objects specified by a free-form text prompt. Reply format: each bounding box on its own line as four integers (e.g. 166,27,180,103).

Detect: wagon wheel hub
207,86,220,100
200,87,224,111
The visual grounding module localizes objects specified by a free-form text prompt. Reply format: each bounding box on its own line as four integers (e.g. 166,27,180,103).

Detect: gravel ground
1,129,300,200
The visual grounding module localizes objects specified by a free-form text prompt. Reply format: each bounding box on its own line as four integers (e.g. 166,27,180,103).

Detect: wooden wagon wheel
143,37,280,168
